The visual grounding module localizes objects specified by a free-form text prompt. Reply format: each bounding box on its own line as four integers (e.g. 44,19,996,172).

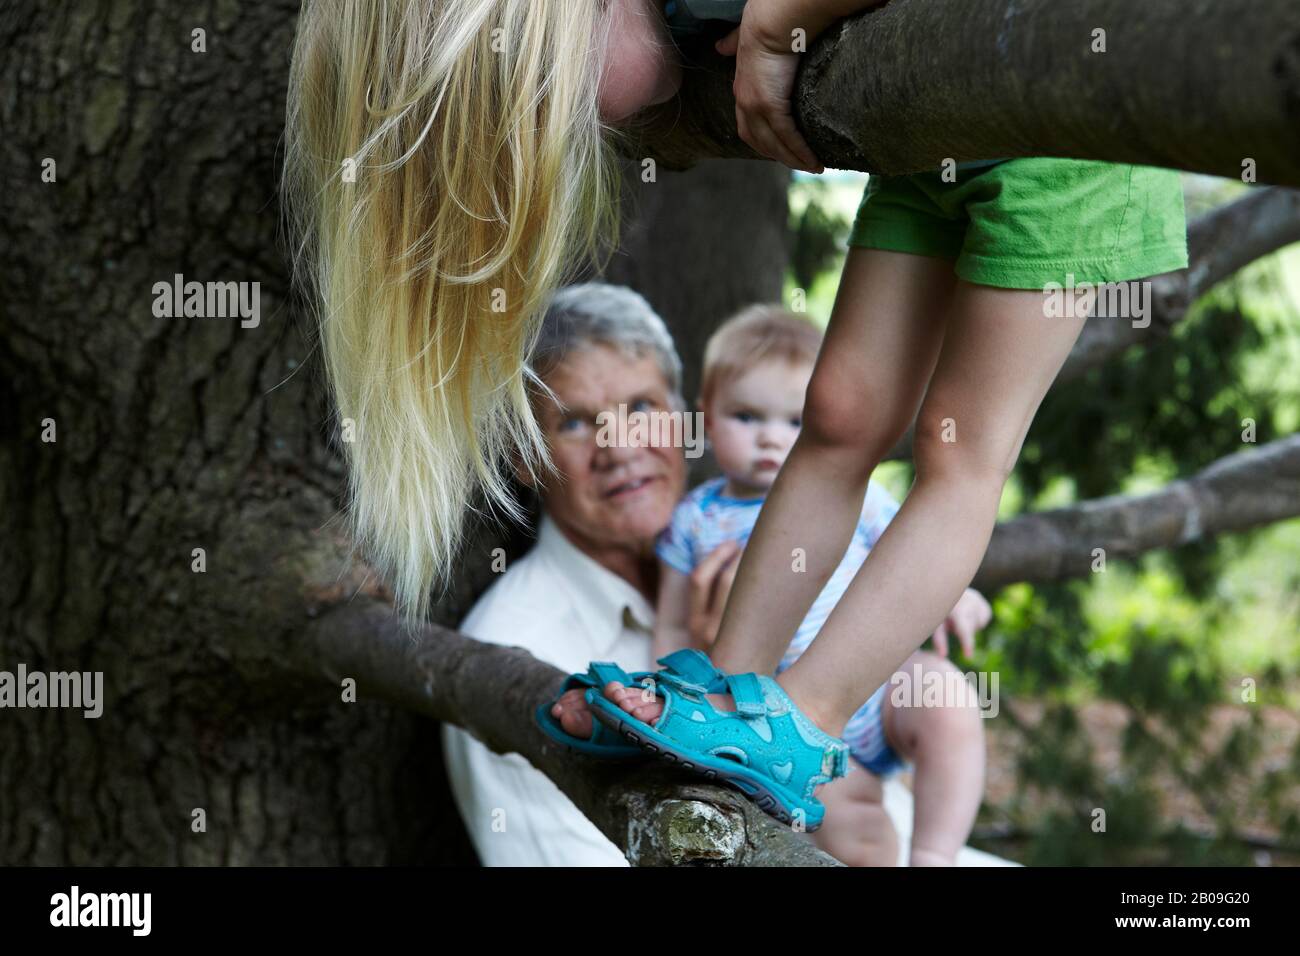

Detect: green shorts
847,158,1188,289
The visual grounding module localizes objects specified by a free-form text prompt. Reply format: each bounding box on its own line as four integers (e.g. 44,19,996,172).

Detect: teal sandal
585,669,849,829
534,649,729,759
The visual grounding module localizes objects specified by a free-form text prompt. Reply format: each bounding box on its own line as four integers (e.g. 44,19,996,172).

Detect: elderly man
441,282,1006,867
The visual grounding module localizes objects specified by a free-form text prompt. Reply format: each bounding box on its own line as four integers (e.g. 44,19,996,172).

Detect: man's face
531,344,686,555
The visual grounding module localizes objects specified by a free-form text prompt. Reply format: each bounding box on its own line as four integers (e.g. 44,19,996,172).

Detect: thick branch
974,435,1300,591
633,0,1300,186
295,600,839,867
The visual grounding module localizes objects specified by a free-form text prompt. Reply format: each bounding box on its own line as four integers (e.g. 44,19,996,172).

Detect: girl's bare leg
706,248,956,677
778,282,1088,735
603,266,1086,762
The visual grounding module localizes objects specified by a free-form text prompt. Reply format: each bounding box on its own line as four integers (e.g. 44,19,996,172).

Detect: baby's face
705,359,815,496
598,0,683,123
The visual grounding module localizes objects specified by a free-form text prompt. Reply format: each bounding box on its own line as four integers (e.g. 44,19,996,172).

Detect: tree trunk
598,157,792,409
0,0,477,862
0,1,788,864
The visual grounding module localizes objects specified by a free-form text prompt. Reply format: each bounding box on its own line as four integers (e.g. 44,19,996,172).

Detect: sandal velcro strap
656,648,726,689
587,661,633,688
826,742,849,779
657,668,705,695
723,672,767,718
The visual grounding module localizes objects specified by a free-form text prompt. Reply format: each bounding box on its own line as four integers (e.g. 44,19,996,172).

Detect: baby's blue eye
629,398,653,413
733,411,756,424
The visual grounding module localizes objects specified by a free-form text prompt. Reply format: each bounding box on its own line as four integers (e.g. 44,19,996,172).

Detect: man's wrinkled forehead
539,345,669,415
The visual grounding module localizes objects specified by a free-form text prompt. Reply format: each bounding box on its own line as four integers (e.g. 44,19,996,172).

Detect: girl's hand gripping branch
716,0,889,173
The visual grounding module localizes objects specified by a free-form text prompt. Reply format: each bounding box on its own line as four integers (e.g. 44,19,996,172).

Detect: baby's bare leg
883,652,986,866
812,767,899,867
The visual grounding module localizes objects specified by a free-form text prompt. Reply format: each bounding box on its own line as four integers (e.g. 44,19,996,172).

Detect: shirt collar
534,514,656,655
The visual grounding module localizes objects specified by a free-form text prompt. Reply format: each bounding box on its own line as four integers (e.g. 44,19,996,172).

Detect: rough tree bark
3,0,1297,867
634,0,1300,186
0,0,475,864
0,1,792,864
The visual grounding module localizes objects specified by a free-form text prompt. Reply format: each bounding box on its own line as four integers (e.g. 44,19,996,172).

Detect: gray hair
531,283,683,405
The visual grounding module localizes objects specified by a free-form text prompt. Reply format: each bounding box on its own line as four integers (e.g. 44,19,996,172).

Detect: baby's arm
931,588,993,660
722,0,889,171
652,560,696,662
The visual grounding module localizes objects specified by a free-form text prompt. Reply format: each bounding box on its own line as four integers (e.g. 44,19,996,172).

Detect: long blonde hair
284,1,623,623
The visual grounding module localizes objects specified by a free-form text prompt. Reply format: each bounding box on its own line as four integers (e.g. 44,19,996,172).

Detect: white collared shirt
441,514,656,866
441,515,1019,867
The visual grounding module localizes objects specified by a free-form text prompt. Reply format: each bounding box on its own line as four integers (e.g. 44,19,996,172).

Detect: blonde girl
284,1,676,622
286,1,1186,828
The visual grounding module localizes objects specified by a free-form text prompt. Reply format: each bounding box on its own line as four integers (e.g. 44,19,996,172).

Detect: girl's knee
911,405,1020,487
802,362,913,463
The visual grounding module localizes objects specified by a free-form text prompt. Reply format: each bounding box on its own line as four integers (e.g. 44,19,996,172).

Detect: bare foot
550,687,596,738
550,680,735,739
600,679,736,727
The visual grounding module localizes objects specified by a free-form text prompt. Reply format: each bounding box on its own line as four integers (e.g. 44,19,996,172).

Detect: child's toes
550,689,575,718
557,702,592,737
629,699,664,723
599,681,664,723
600,681,667,725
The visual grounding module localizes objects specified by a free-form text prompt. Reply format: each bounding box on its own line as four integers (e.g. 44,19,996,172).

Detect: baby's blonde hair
283,1,623,623
699,305,824,409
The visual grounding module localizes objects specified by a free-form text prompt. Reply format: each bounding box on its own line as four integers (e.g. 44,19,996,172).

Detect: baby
651,305,990,865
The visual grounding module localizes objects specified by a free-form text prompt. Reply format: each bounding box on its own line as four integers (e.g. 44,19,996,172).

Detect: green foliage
979,584,1292,865
1020,276,1297,595
983,261,1300,863
788,180,850,292
785,176,1300,865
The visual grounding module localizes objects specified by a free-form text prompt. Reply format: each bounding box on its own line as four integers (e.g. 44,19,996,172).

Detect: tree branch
632,0,1300,186
974,434,1300,591
294,599,839,867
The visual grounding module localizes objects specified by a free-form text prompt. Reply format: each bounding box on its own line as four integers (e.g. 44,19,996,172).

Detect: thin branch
974,435,1300,591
